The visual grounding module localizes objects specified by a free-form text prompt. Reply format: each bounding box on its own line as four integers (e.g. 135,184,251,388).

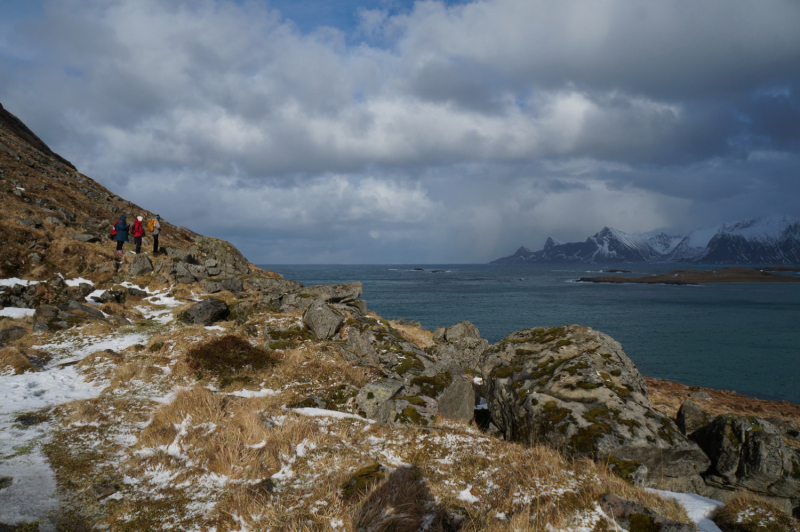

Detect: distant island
576,266,800,285
491,217,800,264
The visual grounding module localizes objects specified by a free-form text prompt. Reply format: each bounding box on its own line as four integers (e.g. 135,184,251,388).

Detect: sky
1,0,799,264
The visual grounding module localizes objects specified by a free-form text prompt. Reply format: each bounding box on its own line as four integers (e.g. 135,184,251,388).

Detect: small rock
0,476,12,490
676,399,713,437
91,483,117,500
0,326,27,343
45,216,65,226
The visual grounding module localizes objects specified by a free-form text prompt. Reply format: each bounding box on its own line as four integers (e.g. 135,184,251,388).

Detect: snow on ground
0,327,158,527
648,488,724,532
0,307,35,318
0,278,39,287
289,407,375,423
63,277,93,287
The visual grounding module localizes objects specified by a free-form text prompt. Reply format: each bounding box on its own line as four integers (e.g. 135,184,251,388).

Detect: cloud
1,0,799,262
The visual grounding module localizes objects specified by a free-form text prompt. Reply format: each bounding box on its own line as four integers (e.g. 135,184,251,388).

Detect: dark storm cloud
1,0,799,262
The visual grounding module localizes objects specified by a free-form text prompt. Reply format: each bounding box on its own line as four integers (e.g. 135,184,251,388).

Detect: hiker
111,214,130,259
148,214,162,254
132,215,145,254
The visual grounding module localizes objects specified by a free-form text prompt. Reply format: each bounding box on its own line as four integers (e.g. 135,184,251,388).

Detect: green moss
570,424,610,455
410,372,452,397
582,408,609,424
394,355,424,375
340,464,384,499
606,456,644,484
610,369,622,376
491,365,515,379
628,513,661,532
542,401,571,425
0,522,40,532
564,360,590,375
576,381,603,390
598,371,631,398
148,342,164,352
398,395,426,406
516,348,534,355
395,405,428,426
554,339,571,348
268,339,296,350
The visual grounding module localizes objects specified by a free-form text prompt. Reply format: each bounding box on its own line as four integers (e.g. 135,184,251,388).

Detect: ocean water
263,264,800,405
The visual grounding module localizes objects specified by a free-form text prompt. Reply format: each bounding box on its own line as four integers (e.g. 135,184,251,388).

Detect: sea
262,264,800,405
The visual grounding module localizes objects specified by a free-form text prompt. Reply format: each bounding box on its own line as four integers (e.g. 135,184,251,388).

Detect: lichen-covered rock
482,325,710,484
303,299,344,340
128,253,153,276
178,297,230,326
347,318,475,425
692,414,800,499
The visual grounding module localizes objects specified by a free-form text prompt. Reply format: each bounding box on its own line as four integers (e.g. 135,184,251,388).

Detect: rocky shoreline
577,266,800,285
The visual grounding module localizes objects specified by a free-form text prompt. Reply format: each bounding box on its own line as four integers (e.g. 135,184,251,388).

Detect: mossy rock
410,372,452,397
341,463,385,499
606,456,644,485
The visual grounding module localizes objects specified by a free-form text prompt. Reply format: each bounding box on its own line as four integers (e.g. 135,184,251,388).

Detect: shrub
186,334,275,386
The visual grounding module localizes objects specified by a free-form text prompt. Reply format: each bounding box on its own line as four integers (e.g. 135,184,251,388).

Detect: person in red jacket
132,215,145,254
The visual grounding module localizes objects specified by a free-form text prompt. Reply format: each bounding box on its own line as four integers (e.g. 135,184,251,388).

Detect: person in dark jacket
132,215,145,254
113,214,130,259
151,214,162,254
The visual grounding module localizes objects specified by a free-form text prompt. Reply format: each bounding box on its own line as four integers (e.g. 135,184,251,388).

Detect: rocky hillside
1,103,799,532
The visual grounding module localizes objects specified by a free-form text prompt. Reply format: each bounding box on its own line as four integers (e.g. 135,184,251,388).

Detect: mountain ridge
491,215,800,264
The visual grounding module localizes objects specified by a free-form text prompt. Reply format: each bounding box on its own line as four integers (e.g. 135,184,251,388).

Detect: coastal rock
303,299,344,340
429,320,488,371
676,399,714,437
482,325,710,485
692,414,800,498
300,282,363,304
178,297,230,326
194,236,250,276
128,253,153,276
345,318,474,425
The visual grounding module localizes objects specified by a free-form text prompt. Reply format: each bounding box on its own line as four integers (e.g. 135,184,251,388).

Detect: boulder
346,318,475,425
482,325,710,485
692,414,800,498
66,300,106,319
676,399,714,437
303,299,344,340
300,282,363,304
194,236,250,276
171,263,199,284
128,253,154,276
0,326,27,343
178,297,230,326
429,321,488,371
32,305,78,331
204,278,245,294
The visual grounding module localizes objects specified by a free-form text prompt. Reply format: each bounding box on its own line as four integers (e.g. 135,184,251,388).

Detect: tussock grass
186,334,276,388
714,492,800,532
0,346,32,374
388,320,435,349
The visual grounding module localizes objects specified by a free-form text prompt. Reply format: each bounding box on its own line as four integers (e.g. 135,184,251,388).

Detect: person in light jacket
151,214,162,254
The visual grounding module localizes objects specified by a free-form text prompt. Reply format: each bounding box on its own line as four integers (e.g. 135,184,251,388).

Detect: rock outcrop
345,317,475,426
481,325,710,487
429,320,488,371
303,299,344,340
692,414,800,509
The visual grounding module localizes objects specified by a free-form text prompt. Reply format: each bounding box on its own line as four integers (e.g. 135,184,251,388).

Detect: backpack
109,220,120,239
147,218,157,232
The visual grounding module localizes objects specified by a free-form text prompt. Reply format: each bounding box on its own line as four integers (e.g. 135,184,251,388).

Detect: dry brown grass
647,378,800,429
714,492,800,532
389,320,435,349
0,346,32,374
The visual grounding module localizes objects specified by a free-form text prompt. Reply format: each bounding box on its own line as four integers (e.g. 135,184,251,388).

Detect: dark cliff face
0,102,75,169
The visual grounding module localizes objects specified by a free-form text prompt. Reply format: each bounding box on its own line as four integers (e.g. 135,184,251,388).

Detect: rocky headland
577,267,800,285
1,103,799,531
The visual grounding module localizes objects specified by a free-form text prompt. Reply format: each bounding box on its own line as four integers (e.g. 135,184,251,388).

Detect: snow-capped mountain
490,215,800,264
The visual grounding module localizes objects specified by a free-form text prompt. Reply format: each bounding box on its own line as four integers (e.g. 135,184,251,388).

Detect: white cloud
1,0,798,262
